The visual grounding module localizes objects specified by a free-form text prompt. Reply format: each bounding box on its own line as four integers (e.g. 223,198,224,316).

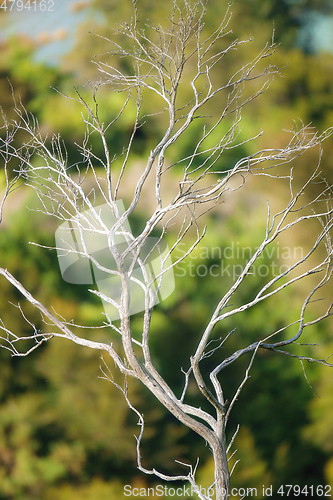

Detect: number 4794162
0,1,55,11
277,485,332,497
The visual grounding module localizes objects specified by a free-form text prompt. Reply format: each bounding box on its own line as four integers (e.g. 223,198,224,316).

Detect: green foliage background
0,1,332,498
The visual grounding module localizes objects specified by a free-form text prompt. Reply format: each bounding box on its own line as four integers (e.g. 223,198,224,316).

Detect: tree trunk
212,438,230,500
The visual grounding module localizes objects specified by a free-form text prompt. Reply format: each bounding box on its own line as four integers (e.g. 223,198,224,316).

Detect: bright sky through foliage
0,0,90,64
0,0,333,66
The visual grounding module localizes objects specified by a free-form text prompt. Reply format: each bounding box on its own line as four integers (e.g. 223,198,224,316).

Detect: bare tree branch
0,1,332,498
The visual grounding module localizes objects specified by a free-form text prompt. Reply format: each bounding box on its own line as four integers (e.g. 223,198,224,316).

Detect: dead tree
0,1,332,498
